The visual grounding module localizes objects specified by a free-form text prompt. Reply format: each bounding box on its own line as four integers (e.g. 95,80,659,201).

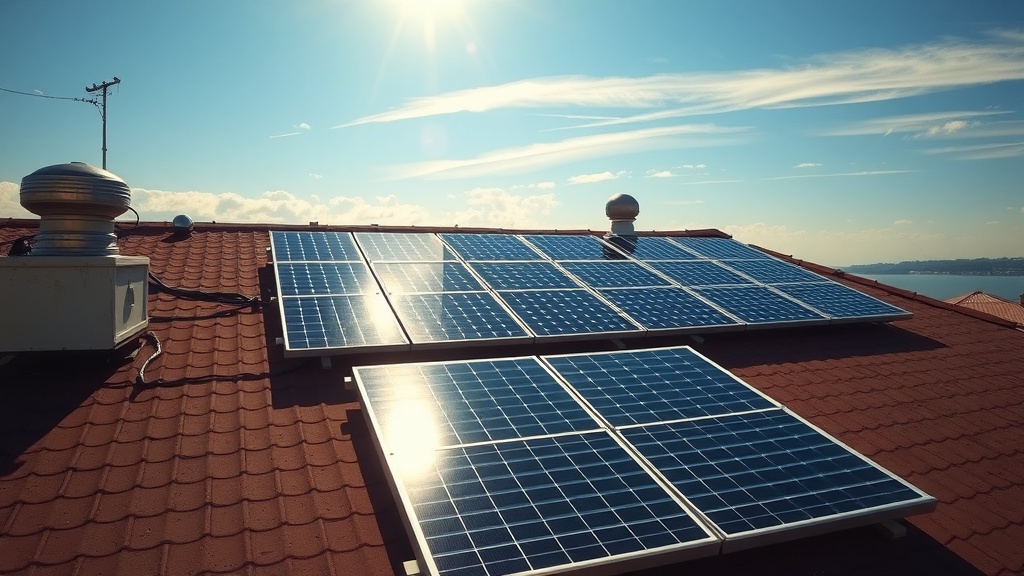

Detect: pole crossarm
85,77,120,169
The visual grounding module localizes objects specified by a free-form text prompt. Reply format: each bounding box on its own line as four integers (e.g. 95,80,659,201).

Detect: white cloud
569,171,628,184
309,173,323,180
447,188,559,229
646,170,676,178
130,187,430,225
793,162,821,169
269,132,301,139
297,122,311,130
390,124,749,180
510,181,557,190
894,219,913,225
985,221,1000,226
1,181,33,218
924,120,969,136
339,32,1024,128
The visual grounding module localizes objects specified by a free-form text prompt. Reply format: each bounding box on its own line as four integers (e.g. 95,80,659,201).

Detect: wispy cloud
568,171,627,184
793,162,821,168
894,219,913,225
340,31,1024,128
765,170,916,180
297,122,311,130
510,181,556,190
821,110,1013,137
269,132,302,139
922,141,1024,159
389,124,749,180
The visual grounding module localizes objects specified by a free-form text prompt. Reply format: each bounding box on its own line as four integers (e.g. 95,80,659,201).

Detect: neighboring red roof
2,219,1023,576
945,291,1024,327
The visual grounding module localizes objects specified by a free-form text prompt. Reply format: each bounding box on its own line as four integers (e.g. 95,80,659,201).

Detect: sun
385,0,469,52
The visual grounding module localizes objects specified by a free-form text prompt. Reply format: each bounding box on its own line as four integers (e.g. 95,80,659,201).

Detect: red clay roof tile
3,220,1024,575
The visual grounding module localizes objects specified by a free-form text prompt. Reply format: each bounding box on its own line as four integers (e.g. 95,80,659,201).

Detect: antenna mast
85,77,120,169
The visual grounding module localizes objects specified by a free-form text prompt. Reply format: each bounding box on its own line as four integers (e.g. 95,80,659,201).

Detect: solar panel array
270,231,911,356
354,346,935,575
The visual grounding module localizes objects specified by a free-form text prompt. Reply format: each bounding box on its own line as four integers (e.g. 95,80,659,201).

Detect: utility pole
85,77,120,169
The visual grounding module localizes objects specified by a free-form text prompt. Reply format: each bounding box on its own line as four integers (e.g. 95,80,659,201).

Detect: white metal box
0,255,149,352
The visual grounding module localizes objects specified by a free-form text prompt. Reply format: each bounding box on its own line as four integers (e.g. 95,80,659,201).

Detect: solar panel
771,282,913,321
606,236,698,261
693,286,827,325
355,232,453,262
469,262,580,291
391,292,531,344
668,237,772,260
356,358,602,447
395,433,719,576
440,233,542,261
270,230,361,262
522,234,626,261
276,262,379,296
621,410,934,551
280,294,408,352
560,261,673,289
595,288,740,332
373,261,484,294
543,347,776,427
720,258,826,284
355,345,935,573
498,290,642,338
648,260,755,287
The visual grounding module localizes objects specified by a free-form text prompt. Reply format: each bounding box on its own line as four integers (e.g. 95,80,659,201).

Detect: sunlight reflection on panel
383,399,441,479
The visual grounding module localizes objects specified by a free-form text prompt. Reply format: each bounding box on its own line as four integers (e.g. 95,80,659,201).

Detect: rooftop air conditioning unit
0,162,149,352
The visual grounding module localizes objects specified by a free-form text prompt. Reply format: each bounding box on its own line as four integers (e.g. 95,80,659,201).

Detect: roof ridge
755,245,1024,332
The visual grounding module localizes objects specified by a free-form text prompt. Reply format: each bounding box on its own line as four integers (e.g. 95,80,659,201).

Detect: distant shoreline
843,257,1024,277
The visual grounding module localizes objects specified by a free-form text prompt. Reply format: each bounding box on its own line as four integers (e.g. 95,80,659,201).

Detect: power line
0,86,96,104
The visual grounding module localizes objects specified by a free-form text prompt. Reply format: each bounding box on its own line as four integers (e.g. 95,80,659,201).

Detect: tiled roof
945,291,1024,327
2,219,1023,576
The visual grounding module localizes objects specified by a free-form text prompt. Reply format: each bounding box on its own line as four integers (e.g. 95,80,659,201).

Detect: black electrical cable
116,206,141,239
148,272,261,307
0,86,96,103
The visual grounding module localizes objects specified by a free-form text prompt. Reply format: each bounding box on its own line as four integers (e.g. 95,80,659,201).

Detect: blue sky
2,0,1022,265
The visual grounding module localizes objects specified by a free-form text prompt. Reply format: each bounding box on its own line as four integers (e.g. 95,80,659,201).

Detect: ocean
857,274,1024,302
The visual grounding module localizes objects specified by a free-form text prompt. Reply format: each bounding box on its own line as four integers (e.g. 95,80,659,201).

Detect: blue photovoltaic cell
560,261,672,289
271,231,361,262
373,262,483,294
597,288,740,331
622,410,927,536
282,294,407,350
498,290,640,337
356,358,600,448
277,262,378,296
668,237,771,260
693,286,826,324
544,347,775,427
522,234,626,261
771,282,911,320
648,260,754,287
403,433,714,576
720,259,826,284
355,232,453,262
392,292,530,343
440,233,542,261
607,237,699,261
469,262,579,291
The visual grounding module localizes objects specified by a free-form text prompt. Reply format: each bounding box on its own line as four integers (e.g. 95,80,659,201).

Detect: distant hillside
845,257,1024,276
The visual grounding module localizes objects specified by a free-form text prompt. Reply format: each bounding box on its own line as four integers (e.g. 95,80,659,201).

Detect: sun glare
386,0,468,52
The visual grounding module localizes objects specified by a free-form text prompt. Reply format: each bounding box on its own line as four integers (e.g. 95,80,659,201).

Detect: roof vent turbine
605,193,639,237
19,162,132,256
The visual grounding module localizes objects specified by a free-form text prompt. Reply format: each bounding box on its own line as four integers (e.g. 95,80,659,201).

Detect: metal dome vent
20,161,132,256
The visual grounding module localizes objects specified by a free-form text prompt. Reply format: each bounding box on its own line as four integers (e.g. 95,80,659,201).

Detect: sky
1,0,1023,266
